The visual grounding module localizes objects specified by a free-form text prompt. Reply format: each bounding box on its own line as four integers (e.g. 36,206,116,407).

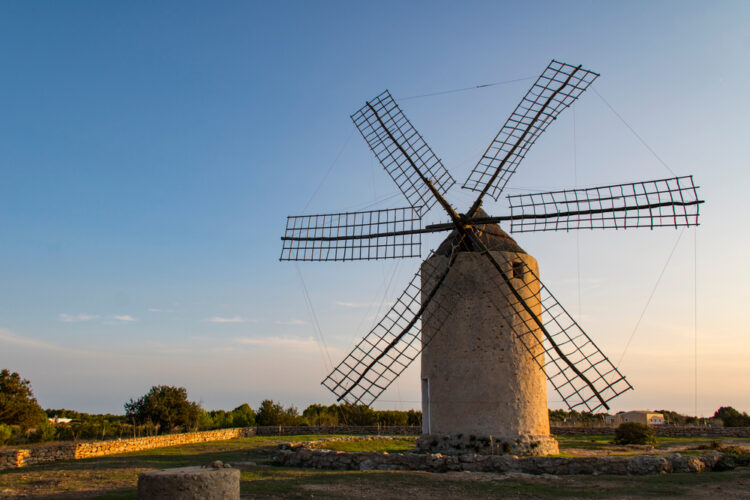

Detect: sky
0,1,748,416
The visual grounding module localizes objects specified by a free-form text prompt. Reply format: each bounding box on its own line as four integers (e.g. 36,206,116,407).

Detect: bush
0,423,12,445
614,422,655,445
30,422,57,443
715,446,750,471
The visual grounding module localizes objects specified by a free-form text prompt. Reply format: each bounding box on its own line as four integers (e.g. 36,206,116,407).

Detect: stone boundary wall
257,425,750,438
274,446,721,475
0,427,256,471
255,426,420,436
550,426,750,438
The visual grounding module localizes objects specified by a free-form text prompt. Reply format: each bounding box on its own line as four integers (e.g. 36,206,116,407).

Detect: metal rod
282,199,704,242
281,226,442,242
335,243,462,403
463,228,610,410
467,65,583,217
479,199,704,224
366,102,463,227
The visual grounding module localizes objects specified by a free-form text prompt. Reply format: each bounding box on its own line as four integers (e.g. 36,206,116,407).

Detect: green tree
302,404,339,426
256,400,302,425
713,406,750,427
124,385,201,433
0,369,47,430
256,399,286,426
335,404,377,425
406,409,421,427
230,403,256,427
0,423,12,445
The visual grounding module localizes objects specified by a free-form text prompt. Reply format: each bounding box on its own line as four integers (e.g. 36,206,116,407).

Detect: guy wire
617,228,684,367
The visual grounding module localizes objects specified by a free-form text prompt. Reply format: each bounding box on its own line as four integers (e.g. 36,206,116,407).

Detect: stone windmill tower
281,60,703,455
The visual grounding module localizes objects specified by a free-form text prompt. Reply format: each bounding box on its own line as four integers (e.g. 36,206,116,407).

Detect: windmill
280,60,703,455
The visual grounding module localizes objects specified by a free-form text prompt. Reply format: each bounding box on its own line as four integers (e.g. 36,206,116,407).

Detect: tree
124,385,201,433
302,404,339,426
230,403,256,427
256,400,302,426
0,369,46,430
335,403,376,425
713,406,750,427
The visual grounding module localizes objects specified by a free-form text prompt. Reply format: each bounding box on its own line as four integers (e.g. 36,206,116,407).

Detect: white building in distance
606,411,665,426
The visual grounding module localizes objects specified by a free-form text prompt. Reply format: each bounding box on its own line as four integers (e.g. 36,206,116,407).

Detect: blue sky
1,1,748,415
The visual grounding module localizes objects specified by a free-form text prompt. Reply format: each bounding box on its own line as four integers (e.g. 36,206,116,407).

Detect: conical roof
434,208,526,256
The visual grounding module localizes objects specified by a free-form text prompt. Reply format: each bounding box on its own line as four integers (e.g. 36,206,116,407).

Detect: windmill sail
459,250,632,411
351,90,456,216
463,60,598,203
322,249,459,405
507,176,702,233
280,207,422,261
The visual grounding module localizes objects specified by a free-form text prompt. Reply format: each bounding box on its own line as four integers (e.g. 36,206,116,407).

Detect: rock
138,466,240,500
670,455,707,473
627,456,670,475
211,460,223,469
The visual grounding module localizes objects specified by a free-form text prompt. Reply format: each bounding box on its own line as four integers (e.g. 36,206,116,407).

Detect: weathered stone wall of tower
420,250,555,454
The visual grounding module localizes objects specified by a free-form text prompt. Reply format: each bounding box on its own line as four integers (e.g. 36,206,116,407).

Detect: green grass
320,438,417,453
1,434,749,499
555,433,750,455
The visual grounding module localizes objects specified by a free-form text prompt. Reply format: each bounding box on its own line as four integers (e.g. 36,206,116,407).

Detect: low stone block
138,465,239,500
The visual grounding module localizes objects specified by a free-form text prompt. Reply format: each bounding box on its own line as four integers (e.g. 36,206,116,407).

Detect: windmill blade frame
506,176,703,233
280,207,423,262
463,60,599,208
351,90,456,216
435,246,632,412
322,245,462,405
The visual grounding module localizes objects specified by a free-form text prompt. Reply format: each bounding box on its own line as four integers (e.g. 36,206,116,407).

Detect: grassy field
1,434,749,498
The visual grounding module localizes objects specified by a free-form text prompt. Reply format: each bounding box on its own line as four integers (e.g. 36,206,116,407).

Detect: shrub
715,446,750,471
0,423,12,445
30,422,57,443
614,422,655,445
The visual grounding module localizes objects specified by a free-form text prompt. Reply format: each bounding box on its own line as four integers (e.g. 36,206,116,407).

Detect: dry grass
1,434,749,498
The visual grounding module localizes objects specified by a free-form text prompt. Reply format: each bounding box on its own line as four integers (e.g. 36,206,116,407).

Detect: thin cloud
0,327,114,357
335,300,393,308
207,316,251,324
274,319,307,325
236,336,319,351
148,308,174,313
58,313,98,323
112,315,137,322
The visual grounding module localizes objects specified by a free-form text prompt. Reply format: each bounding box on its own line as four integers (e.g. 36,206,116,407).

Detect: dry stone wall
274,445,720,475
255,426,420,436
0,428,256,471
550,426,750,438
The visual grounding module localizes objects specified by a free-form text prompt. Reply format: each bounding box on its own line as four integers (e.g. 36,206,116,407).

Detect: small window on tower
512,261,524,279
